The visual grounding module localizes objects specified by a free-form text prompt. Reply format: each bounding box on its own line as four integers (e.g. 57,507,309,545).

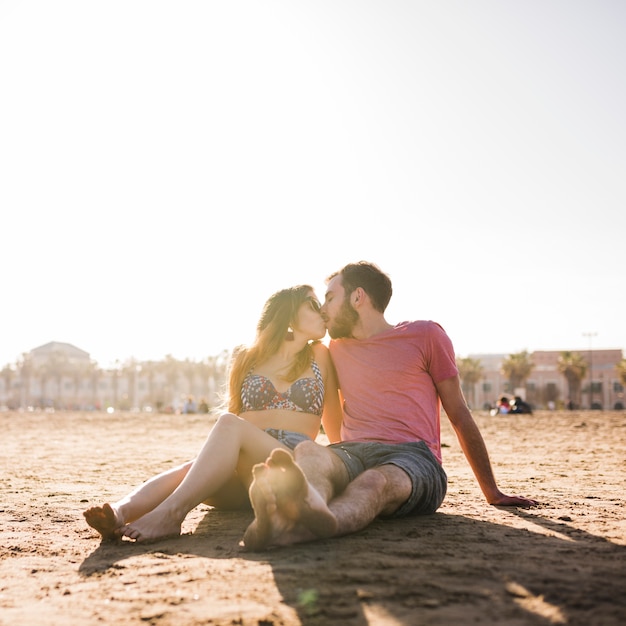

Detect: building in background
465,349,624,411
0,342,230,412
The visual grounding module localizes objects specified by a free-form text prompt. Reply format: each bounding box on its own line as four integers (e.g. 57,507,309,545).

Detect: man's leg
294,440,351,501
326,442,447,532
327,464,412,535
243,443,413,550
294,441,412,534
242,446,344,550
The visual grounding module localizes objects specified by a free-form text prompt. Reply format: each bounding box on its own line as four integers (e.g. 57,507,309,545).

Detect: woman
83,284,342,543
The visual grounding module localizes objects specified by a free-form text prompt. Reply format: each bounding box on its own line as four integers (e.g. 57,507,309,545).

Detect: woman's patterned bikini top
240,360,324,417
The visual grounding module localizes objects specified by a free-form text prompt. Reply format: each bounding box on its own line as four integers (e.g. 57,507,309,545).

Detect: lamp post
582,332,597,409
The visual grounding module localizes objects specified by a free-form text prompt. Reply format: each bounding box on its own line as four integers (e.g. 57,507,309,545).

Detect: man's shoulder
394,320,446,334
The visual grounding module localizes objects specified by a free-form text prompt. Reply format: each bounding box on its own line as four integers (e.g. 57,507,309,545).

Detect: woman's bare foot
119,507,183,543
243,448,337,551
83,503,123,541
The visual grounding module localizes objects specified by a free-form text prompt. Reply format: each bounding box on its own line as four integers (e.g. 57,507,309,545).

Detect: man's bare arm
436,376,538,508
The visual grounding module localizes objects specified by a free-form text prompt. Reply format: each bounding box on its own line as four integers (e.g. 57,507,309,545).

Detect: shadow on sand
79,506,626,625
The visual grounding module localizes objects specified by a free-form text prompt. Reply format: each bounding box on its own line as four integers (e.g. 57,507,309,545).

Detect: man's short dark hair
329,261,392,313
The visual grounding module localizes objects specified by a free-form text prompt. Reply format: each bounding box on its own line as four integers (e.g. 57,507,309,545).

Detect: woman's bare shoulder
311,342,333,371
313,343,335,377
311,341,330,357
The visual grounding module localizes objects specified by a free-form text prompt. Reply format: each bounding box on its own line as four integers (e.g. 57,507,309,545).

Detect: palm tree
501,350,534,393
616,359,626,409
141,360,159,410
195,359,214,407
182,358,198,399
617,359,626,388
110,361,122,410
557,351,587,409
70,362,86,409
213,349,231,402
121,358,141,409
161,355,181,410
17,353,34,409
456,357,483,409
87,361,102,410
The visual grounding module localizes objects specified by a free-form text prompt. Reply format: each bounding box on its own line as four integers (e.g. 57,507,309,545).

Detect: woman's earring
285,326,294,341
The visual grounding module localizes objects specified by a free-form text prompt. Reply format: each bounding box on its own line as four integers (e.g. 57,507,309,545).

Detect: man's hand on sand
490,493,539,508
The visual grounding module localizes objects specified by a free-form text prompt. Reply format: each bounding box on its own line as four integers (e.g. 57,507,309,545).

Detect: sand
1,409,625,625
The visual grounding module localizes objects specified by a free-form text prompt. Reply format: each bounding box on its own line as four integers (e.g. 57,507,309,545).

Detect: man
243,261,537,550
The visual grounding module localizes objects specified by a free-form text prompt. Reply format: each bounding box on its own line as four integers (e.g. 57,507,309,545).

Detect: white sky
1,1,624,368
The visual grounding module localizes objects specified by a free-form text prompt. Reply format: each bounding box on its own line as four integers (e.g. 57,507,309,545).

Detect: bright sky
1,1,624,368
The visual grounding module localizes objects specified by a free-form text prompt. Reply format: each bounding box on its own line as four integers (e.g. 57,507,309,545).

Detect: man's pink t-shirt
329,320,458,463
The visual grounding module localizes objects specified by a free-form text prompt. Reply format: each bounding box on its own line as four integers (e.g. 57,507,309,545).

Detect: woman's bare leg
84,461,193,539
120,414,289,542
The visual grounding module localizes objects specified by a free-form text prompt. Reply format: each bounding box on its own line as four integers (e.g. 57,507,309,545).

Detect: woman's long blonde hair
227,285,316,414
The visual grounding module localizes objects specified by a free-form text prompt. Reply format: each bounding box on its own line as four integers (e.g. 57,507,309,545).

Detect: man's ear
353,287,365,306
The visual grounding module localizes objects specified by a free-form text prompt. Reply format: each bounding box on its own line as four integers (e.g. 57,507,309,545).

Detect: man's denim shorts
328,440,448,517
264,428,312,450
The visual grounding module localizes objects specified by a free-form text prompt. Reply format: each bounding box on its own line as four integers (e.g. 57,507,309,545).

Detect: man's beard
327,298,359,339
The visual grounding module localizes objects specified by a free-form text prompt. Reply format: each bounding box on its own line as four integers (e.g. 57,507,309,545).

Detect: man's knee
294,441,349,492
365,465,412,515
353,468,388,495
293,439,319,457
293,440,337,467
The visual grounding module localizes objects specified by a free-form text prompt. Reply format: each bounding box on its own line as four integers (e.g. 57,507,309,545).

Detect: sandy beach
1,408,625,625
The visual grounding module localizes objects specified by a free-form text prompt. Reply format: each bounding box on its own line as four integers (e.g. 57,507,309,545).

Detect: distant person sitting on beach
182,396,197,414
83,285,342,543
510,396,532,414
497,396,511,414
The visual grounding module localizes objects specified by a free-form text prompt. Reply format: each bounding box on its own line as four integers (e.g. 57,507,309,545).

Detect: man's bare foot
119,507,183,543
83,503,123,541
242,448,337,551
